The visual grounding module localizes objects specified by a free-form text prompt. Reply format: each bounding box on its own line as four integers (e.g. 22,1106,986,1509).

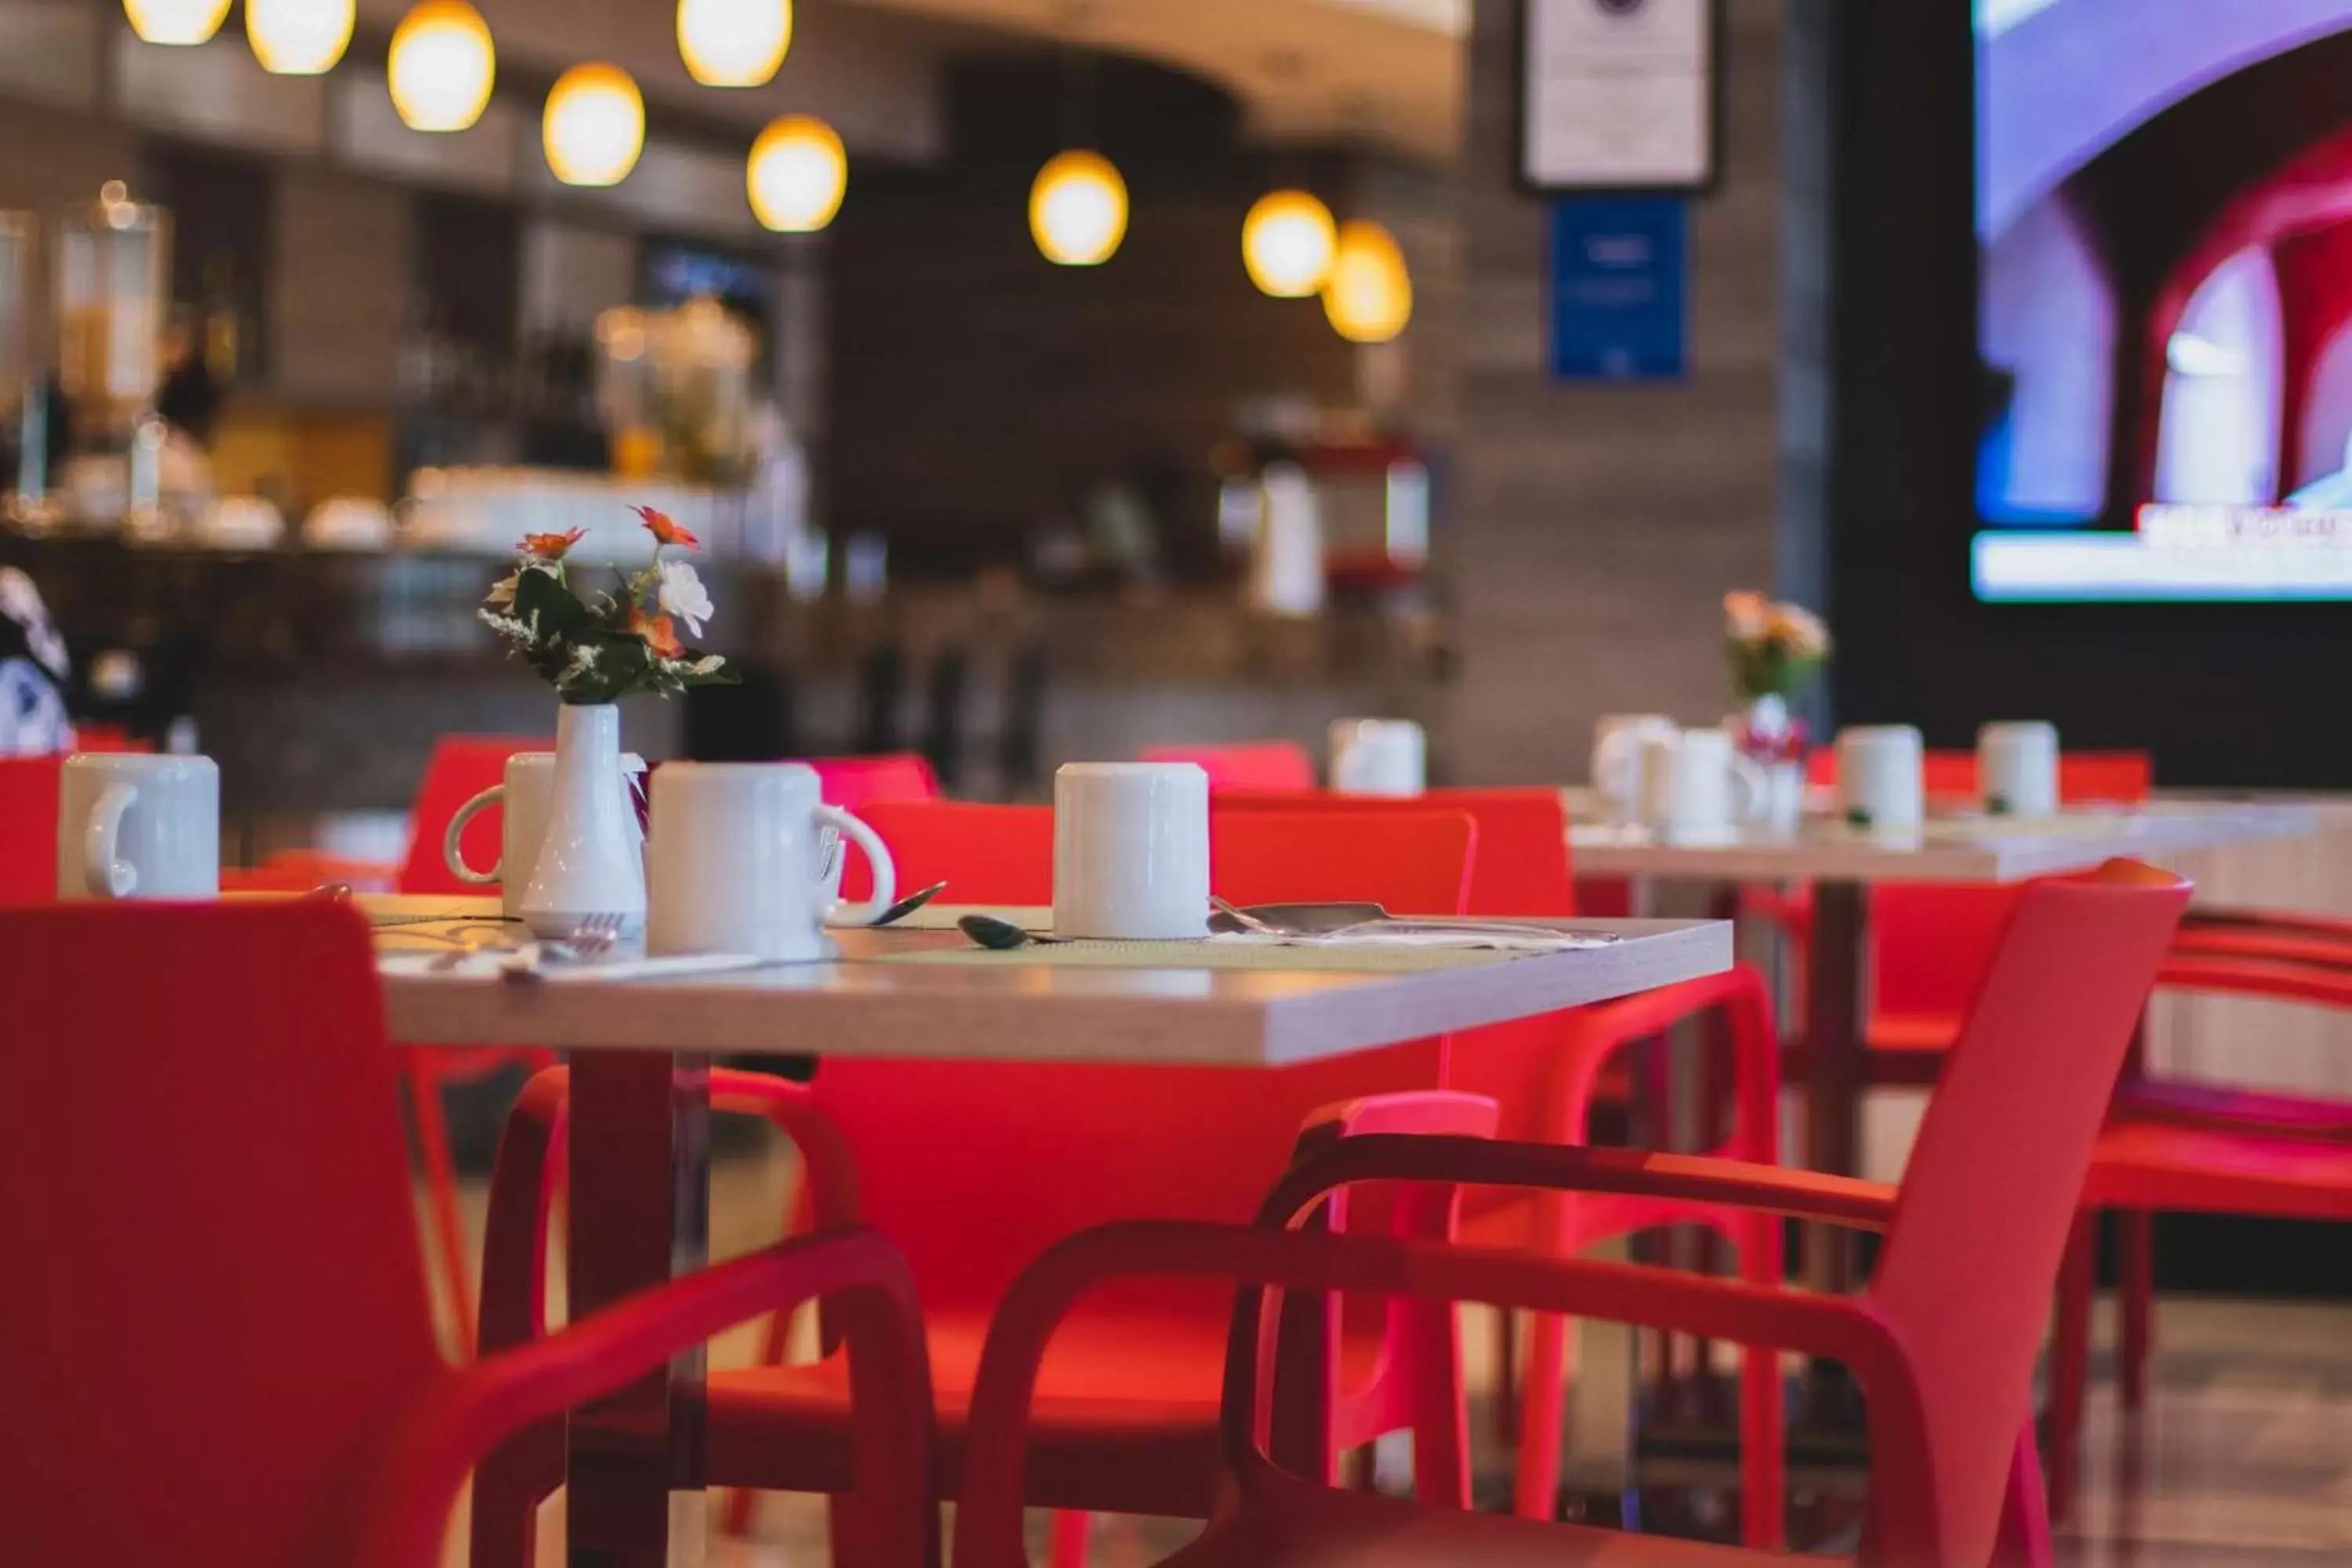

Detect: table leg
566,1050,713,1568
1803,881,1867,1290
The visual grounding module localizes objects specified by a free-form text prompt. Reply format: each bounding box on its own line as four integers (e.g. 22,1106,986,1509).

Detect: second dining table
376,898,1735,1568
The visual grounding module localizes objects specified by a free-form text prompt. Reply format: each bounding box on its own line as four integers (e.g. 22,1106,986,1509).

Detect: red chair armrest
2185,905,2352,942
954,1221,1933,1568
2114,1079,2352,1142
369,1226,935,1568
2171,926,2352,970
2157,954,2352,1009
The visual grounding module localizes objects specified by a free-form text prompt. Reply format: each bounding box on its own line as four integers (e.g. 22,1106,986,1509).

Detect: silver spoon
956,913,1067,950
873,881,949,928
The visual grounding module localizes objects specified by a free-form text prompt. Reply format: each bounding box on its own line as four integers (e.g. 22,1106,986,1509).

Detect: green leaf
514,566,593,639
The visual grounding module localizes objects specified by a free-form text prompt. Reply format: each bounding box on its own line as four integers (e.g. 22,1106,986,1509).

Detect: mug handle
814,804,897,927
442,785,506,885
84,782,138,898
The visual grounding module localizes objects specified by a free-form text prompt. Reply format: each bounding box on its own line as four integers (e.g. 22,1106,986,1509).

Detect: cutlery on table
956,913,1068,951
873,881,949,927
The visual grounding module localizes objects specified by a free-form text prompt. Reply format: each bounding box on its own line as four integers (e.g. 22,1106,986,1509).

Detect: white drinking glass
1592,713,1678,821
56,752,219,900
443,751,647,920
1978,721,2060,817
1838,725,1926,832
1329,717,1426,797
1053,761,1210,939
646,762,896,961
1635,728,1762,844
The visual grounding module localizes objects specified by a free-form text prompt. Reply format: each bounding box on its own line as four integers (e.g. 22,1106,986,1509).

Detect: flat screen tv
1973,0,2352,600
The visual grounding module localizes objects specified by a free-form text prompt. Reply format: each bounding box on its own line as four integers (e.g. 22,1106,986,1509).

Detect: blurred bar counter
3,535,1450,831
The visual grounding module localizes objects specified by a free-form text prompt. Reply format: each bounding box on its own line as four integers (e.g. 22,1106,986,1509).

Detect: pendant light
388,0,495,134
678,0,792,89
122,0,230,46
1030,150,1126,267
1322,220,1412,343
748,115,846,233
1242,189,1337,298
247,0,355,74
543,63,644,187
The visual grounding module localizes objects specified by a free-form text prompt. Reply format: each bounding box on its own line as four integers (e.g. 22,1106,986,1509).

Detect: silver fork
496,913,629,980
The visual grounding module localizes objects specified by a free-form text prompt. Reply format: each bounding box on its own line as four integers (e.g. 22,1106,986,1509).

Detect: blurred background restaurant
1,0,2347,859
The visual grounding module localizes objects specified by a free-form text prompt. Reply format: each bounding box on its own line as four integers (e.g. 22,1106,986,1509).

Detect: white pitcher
519,704,647,939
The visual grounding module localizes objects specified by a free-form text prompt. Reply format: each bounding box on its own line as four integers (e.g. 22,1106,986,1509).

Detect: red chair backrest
1214,788,1583,1144
1869,861,2189,1565
1806,747,2154,804
397,735,547,895
68,725,151,753
0,902,441,1567
1139,741,1316,790
811,802,1475,1314
807,753,942,811
0,754,61,904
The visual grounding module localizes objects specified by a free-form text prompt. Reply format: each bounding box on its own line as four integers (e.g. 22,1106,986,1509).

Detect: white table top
1568,800,2317,884
373,900,1733,1068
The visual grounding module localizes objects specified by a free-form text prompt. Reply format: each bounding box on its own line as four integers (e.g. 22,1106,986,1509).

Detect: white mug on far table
647,762,897,961
1330,717,1426,797
1978,721,2060,817
1838,724,1926,833
56,752,219,900
1054,761,1210,939
1592,713,1678,821
1635,728,1762,844
444,751,648,920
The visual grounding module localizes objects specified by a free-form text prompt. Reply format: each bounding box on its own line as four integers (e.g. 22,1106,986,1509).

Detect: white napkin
379,949,773,983
1206,928,1614,953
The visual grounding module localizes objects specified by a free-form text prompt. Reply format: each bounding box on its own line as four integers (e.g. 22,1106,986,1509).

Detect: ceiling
350,0,1464,164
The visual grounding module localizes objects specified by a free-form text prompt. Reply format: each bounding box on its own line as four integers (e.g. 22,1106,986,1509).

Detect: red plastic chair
0,900,937,1568
2042,950,2352,1519
808,751,944,808
1214,786,1783,1535
67,722,148,752
472,805,1487,1568
1141,740,1317,790
957,860,2194,1568
0,753,63,903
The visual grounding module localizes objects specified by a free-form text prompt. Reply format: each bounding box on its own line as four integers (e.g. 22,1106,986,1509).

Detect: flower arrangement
480,506,740,704
1723,591,1830,704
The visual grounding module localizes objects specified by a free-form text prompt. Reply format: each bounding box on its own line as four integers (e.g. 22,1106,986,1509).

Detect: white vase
519,702,648,939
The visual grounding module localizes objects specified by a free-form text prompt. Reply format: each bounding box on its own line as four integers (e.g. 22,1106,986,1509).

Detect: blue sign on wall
1548,197,1689,381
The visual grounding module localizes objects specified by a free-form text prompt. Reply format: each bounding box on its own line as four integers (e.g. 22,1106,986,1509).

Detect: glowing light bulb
247,0,354,74
388,0,495,134
1029,150,1127,267
678,0,792,89
543,63,644,187
1321,220,1412,343
1243,189,1337,298
123,0,231,47
747,115,847,233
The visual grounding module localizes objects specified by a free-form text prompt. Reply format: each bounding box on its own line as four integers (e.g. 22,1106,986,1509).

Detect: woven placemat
870,940,1540,973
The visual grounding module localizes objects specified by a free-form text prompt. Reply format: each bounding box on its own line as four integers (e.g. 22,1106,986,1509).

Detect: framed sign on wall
1516,0,1722,194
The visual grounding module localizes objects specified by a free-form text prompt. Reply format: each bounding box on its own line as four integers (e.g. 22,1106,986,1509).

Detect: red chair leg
1491,1307,1518,1447
1994,1421,2058,1568
2118,1208,2154,1411
403,1052,477,1353
1737,1211,1785,1551
1512,1306,1570,1519
2046,1211,2094,1523
1407,1299,1472,1507
1047,1508,1090,1568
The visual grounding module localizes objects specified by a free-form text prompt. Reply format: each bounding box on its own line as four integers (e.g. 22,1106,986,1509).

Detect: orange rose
628,605,684,660
521,527,586,559
633,505,701,550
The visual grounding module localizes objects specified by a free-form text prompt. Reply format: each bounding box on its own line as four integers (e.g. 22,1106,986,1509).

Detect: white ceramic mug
1592,713,1678,820
646,762,897,961
1330,717,1426,797
1635,728,1762,844
444,751,647,920
1979,721,2059,817
56,752,219,900
1838,725,1926,832
1054,761,1210,939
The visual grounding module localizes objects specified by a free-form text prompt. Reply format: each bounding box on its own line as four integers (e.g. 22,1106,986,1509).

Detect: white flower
685,655,726,676
655,559,713,638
